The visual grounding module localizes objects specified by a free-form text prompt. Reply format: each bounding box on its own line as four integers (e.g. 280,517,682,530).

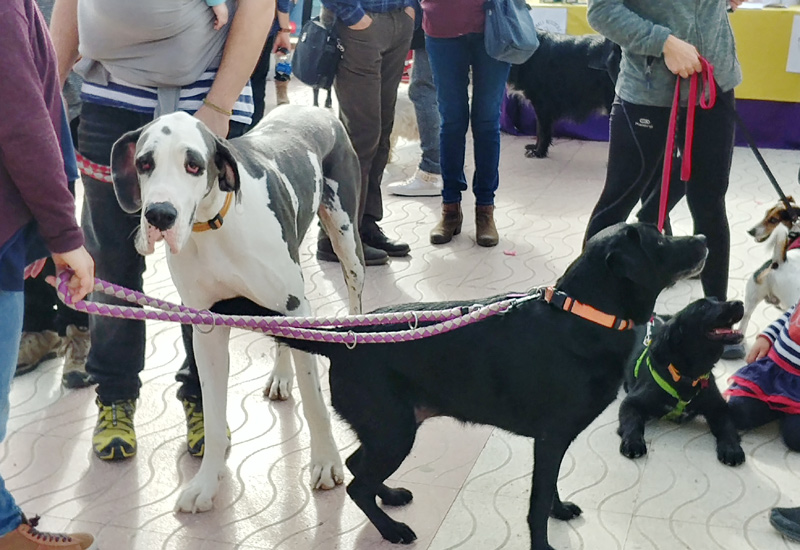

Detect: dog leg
290,339,344,490
617,396,649,459
325,88,333,109
526,112,553,159
346,447,413,506
318,195,365,314
698,385,746,466
175,325,232,513
313,87,320,107
264,343,294,400
528,436,574,550
739,276,765,337
550,488,582,520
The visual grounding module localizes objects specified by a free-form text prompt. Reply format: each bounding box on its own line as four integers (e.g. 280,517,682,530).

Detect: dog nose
144,202,178,231
747,227,756,237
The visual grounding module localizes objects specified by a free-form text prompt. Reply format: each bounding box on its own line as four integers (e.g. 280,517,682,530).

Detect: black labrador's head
568,223,708,324
110,111,240,255
654,298,744,378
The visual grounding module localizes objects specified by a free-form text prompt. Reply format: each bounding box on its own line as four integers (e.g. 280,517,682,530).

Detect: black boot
361,219,410,257
317,235,388,266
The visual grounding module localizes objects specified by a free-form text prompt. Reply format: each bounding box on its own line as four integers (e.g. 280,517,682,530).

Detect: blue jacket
322,0,414,27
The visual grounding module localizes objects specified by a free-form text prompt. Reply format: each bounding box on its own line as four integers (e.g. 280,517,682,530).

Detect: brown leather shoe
430,202,463,244
475,204,499,247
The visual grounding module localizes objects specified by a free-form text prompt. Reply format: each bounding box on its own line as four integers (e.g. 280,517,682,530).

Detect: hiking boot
0,515,95,550
475,204,499,247
361,221,410,257
317,235,389,266
93,399,136,461
60,325,93,389
275,78,290,105
430,202,462,245
182,397,231,458
771,507,800,543
16,330,61,377
386,169,442,197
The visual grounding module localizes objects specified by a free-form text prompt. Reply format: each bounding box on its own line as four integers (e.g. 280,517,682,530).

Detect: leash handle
657,56,716,233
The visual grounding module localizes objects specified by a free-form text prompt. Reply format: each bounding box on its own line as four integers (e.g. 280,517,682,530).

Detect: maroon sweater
420,0,485,38
0,0,83,254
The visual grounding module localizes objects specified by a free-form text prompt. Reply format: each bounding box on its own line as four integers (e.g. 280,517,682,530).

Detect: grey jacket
587,0,742,106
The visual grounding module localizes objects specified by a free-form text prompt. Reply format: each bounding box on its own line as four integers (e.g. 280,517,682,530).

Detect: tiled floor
5,83,800,549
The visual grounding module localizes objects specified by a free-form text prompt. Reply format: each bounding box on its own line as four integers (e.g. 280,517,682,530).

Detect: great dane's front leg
291,342,344,490
175,325,231,513
264,343,294,400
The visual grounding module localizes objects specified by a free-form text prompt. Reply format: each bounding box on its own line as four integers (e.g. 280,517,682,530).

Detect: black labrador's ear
110,128,144,213
213,136,241,195
605,226,654,287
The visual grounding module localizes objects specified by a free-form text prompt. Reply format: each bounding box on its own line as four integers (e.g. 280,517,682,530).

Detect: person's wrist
202,97,233,117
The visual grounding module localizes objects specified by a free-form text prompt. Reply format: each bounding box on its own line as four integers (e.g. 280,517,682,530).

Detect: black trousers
23,118,88,335
78,102,245,403
728,395,800,451
248,33,277,130
584,92,736,300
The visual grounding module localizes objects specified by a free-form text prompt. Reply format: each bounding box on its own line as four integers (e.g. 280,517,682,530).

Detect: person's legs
727,395,781,430
583,101,671,246
684,91,735,301
771,506,800,543
249,33,277,130
386,46,442,197
16,267,60,376
0,290,24,535
780,414,800,452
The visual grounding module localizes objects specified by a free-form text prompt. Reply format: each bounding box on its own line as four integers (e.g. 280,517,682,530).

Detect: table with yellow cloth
501,2,800,149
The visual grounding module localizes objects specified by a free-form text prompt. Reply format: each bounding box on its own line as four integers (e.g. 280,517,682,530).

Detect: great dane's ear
213,137,241,195
110,128,144,213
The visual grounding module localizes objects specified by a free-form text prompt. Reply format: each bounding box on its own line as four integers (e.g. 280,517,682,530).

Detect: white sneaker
386,170,442,197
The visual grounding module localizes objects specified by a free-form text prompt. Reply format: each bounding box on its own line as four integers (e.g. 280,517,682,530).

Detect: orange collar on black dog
543,286,634,331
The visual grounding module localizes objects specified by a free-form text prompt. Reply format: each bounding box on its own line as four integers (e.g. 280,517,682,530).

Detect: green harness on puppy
633,347,710,421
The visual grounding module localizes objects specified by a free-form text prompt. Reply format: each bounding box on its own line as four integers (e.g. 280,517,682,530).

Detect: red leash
657,56,717,232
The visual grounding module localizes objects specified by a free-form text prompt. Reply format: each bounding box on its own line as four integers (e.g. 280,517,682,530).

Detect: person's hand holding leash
24,258,47,280
746,335,772,363
663,35,702,79
48,246,95,302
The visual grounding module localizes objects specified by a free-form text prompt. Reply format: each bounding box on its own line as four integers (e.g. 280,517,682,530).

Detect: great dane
110,106,365,513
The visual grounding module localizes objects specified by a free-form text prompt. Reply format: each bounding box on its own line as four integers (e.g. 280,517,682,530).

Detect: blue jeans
425,33,510,206
0,291,24,535
409,48,440,175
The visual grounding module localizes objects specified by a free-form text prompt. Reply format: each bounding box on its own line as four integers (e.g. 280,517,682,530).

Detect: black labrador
618,298,746,466
280,223,707,550
507,32,621,159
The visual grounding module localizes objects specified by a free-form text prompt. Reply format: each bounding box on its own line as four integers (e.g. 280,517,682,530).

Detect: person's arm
587,0,701,78
50,0,79,88
196,0,275,136
272,2,293,53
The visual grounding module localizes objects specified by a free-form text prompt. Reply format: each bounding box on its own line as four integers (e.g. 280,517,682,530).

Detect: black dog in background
618,298,746,466
507,32,621,158
280,223,708,550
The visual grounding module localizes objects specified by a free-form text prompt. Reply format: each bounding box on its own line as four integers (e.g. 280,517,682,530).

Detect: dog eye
185,161,203,176
136,159,153,172
769,217,778,223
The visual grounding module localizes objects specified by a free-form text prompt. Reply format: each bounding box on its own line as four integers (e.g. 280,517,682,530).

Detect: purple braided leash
55,271,535,346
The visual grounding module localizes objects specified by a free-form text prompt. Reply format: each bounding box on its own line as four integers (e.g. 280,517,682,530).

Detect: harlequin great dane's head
110,111,240,255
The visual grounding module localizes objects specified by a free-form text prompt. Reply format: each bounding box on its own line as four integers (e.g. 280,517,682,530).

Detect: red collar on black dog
543,286,634,331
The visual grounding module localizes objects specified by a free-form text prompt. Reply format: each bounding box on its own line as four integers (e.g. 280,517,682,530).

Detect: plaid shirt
322,0,413,26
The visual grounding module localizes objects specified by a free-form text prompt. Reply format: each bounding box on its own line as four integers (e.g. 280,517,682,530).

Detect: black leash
717,84,799,222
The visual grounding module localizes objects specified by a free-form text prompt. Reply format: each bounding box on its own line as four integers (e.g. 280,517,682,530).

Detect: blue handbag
484,0,540,65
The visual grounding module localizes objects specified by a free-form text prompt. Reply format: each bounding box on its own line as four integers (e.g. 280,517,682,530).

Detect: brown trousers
325,8,413,225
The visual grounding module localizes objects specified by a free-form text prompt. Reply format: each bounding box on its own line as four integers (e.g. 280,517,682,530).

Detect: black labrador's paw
524,143,547,159
550,500,583,521
620,436,647,459
380,487,414,507
377,520,417,544
717,441,746,466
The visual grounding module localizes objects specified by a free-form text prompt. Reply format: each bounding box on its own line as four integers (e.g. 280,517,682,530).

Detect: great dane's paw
263,371,293,401
377,520,417,545
551,500,582,521
310,453,345,490
620,436,647,459
717,441,746,466
174,478,219,513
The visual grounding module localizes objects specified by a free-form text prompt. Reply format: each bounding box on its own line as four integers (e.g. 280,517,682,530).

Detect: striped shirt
80,69,254,125
762,304,800,374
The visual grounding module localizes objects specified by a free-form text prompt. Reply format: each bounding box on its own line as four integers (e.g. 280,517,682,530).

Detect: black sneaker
361,223,410,257
721,342,746,360
771,507,800,542
317,236,388,266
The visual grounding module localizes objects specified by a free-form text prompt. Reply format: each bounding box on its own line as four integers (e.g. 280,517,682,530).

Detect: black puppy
507,32,621,159
618,298,746,466
280,223,707,550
